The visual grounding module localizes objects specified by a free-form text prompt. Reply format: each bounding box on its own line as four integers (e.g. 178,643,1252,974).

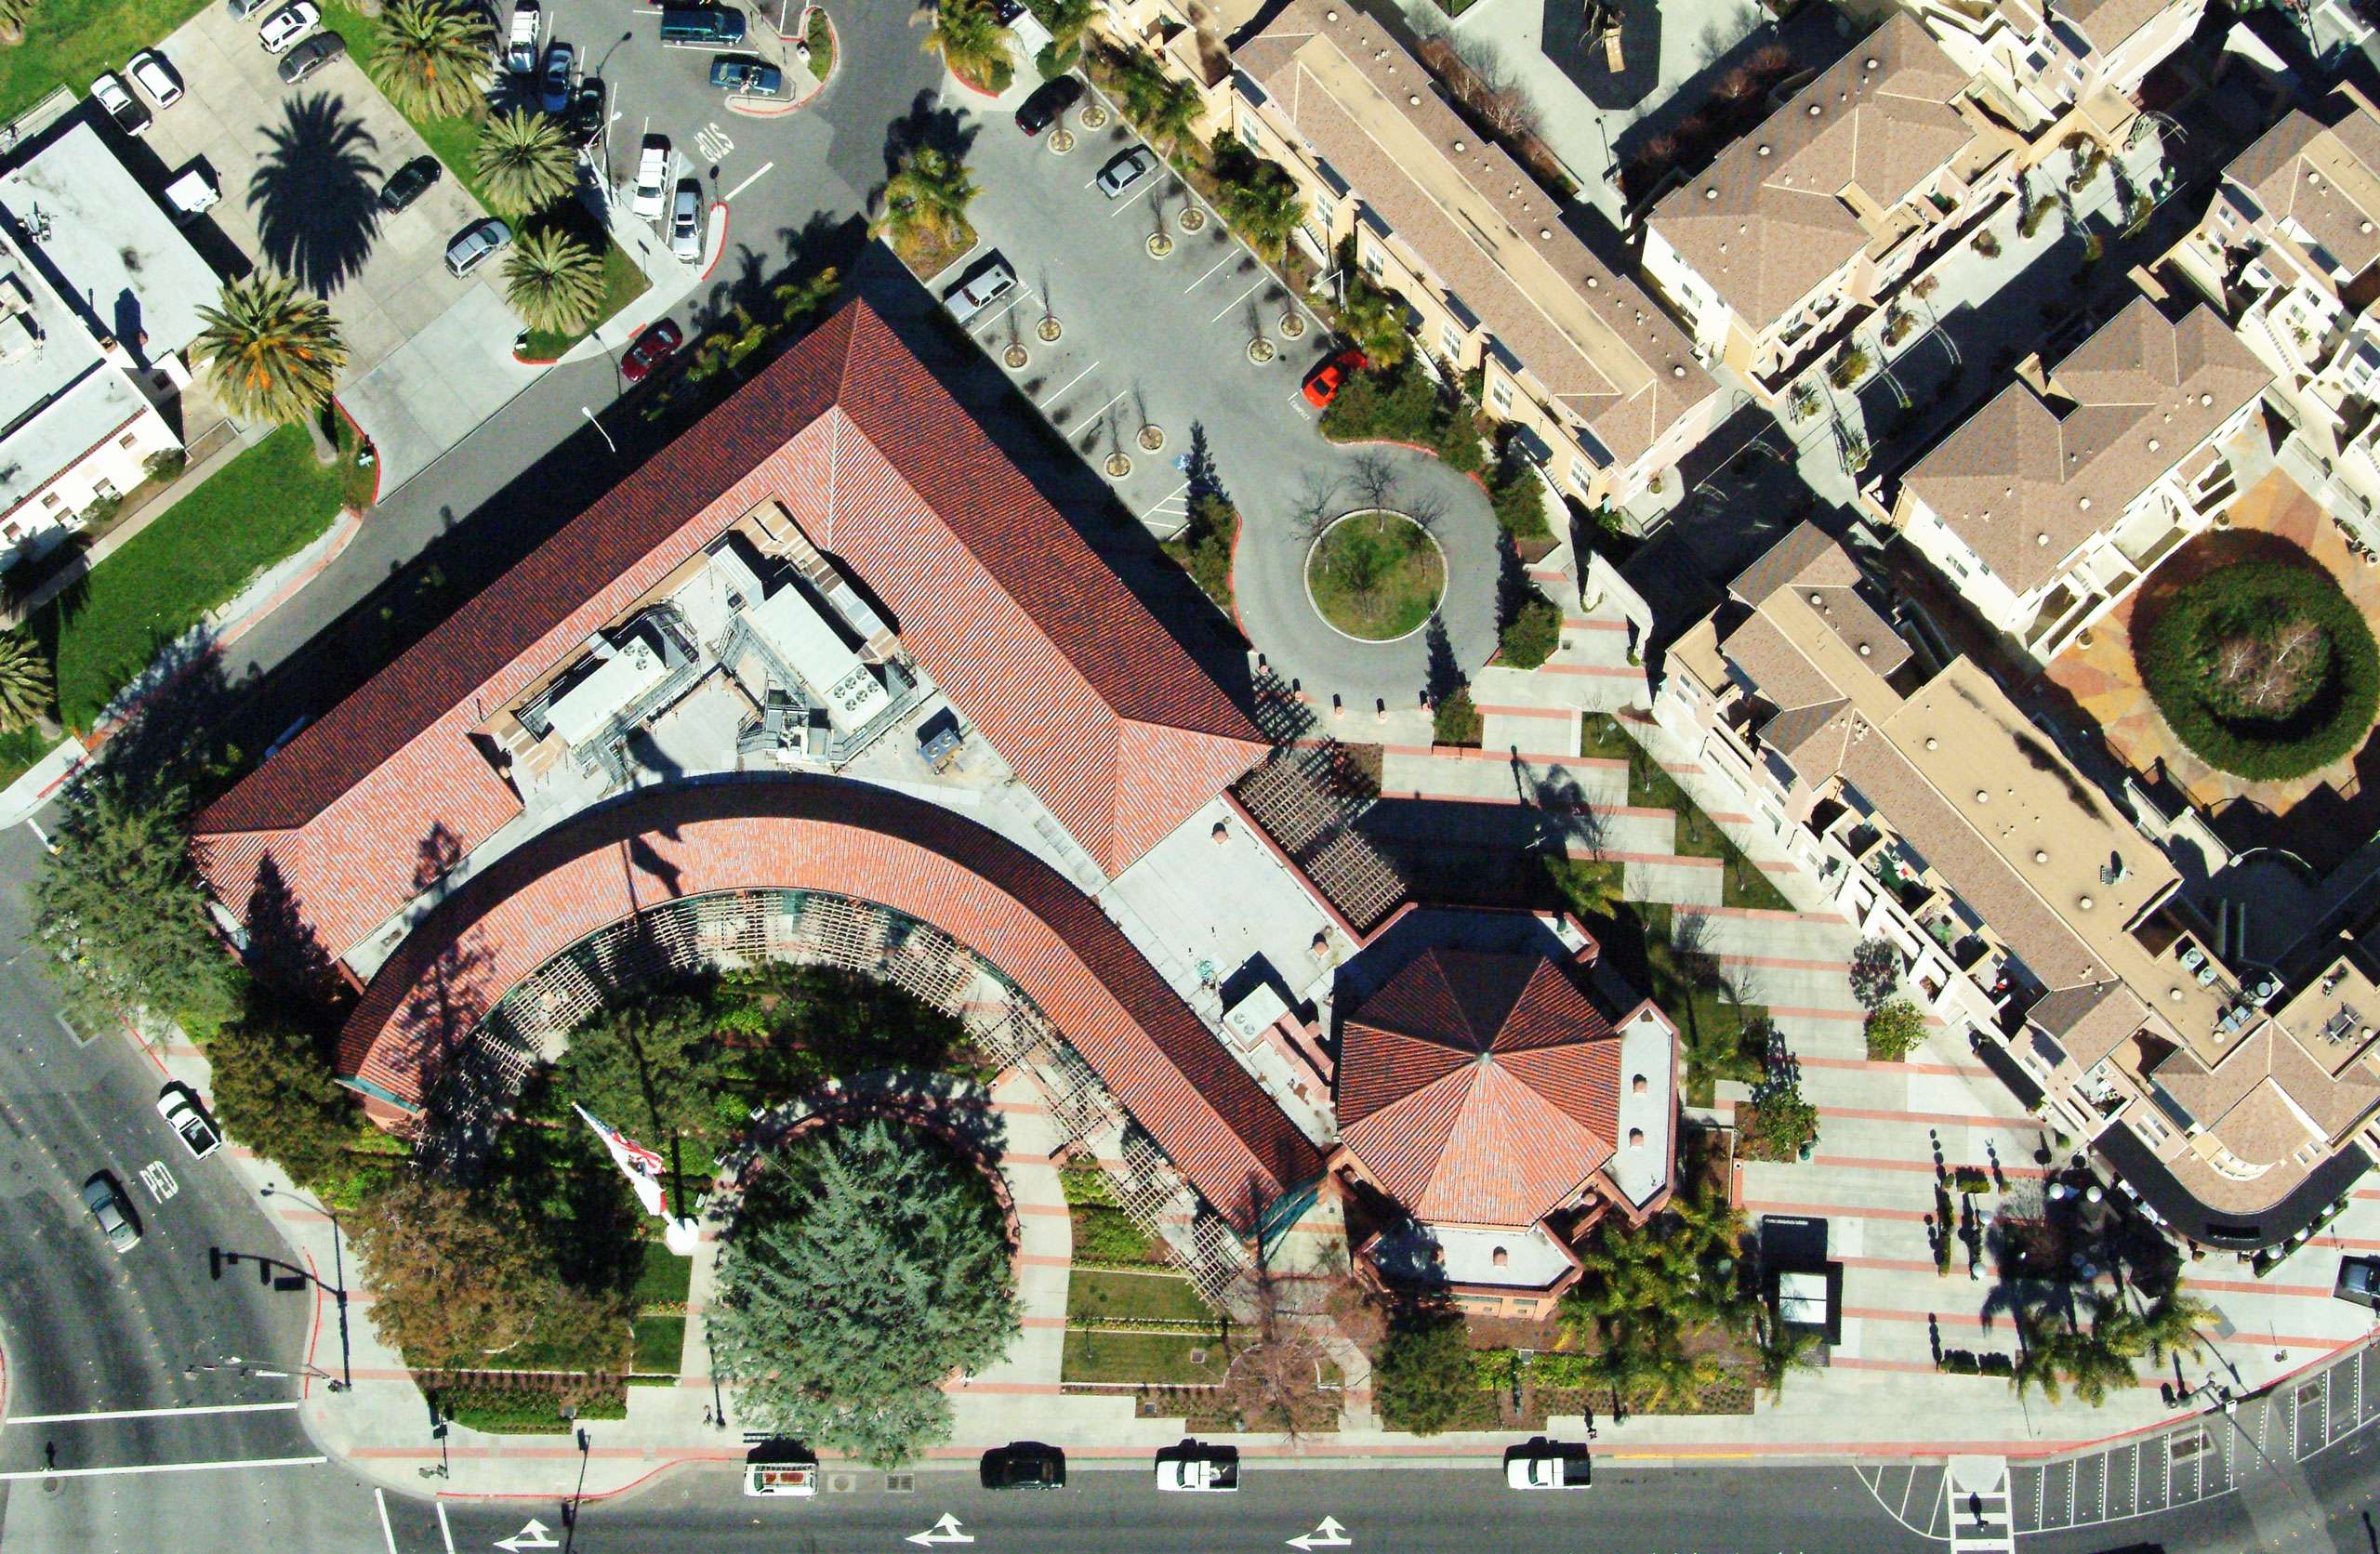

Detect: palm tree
1220,170,1305,262
0,630,51,731
2138,1289,2215,1364
872,148,980,248
1042,0,1095,52
1113,48,1174,123
1338,274,1410,368
475,108,576,217
0,0,35,46
772,267,842,326
192,273,348,427
2010,1303,2068,1403
370,0,496,121
1140,78,1203,154
1754,1315,1822,1397
921,0,1014,91
501,227,606,336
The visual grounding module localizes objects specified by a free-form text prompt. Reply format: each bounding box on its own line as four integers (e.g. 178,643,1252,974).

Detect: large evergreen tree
205,992,356,1191
350,1176,558,1365
551,992,733,1145
707,1119,1018,1464
1370,1303,1474,1435
33,770,241,1035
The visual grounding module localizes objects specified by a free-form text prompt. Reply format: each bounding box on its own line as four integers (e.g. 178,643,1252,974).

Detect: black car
275,31,345,84
981,1442,1065,1490
378,154,441,215
2338,1255,2380,1308
1013,75,1081,137
568,78,606,148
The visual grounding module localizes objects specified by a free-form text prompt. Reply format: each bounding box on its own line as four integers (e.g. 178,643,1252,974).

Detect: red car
620,319,684,384
1302,347,1368,409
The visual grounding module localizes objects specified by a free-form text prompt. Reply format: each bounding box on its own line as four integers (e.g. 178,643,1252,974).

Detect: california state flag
574,1102,669,1218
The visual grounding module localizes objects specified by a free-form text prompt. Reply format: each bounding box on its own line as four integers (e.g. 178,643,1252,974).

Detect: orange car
1302,347,1368,409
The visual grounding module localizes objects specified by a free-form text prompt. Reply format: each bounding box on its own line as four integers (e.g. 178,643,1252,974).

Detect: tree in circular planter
2136,558,2380,781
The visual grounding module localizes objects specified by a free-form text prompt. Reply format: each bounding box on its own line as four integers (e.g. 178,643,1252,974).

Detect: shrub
1035,40,1078,78
1737,1069,1818,1162
1488,456,1552,542
1436,412,1486,473
1319,357,1446,445
1161,494,1238,614
2136,558,2380,780
1827,348,1871,389
1863,997,1926,1062
1848,936,1900,1009
1499,591,1561,670
1953,1166,1992,1194
1972,228,2002,258
1434,683,1483,747
144,448,188,483
2018,194,2058,237
1373,1307,1476,1434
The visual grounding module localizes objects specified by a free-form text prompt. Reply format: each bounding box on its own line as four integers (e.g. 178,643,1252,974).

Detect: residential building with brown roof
1881,294,2270,665
1639,14,2030,396
1892,0,2210,141
1656,524,2380,1249
1332,946,1677,1318
1105,0,1725,505
2169,84,2380,550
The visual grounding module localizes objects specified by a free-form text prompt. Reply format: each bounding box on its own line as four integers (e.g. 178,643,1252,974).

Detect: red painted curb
946,62,1003,100
1326,434,1492,495
328,397,383,507
697,202,729,282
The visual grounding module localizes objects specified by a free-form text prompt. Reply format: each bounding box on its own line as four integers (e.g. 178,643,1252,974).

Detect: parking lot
945,75,1504,704
126,2,532,487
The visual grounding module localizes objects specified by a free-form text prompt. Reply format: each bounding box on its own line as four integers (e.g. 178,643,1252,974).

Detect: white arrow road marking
1288,1517,1353,1550
905,1512,976,1547
139,1161,178,1202
494,1519,562,1552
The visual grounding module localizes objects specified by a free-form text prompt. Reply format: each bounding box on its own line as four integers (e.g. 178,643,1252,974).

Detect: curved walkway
1229,436,1501,707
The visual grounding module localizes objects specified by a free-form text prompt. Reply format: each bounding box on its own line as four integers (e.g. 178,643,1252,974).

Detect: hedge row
2137,559,2380,780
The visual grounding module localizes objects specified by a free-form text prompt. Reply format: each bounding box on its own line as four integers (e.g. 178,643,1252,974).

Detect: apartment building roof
194,300,1267,956
2006,0,2174,57
1646,14,1978,334
2222,96,2380,287
1897,297,2270,597
1336,949,1625,1229
1236,0,1713,468
2148,1021,2380,1165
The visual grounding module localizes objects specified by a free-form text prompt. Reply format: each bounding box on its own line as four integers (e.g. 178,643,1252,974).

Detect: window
1313,193,1335,228
90,480,117,501
1488,377,1514,411
116,431,138,450
39,492,59,508
1238,114,1258,143
1361,248,1383,279
1568,458,1592,492
1438,323,1463,359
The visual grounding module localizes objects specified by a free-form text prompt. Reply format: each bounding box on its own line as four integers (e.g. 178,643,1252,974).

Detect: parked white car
632,136,669,220
258,2,321,55
126,49,184,109
155,1084,222,1160
89,72,151,137
669,180,702,263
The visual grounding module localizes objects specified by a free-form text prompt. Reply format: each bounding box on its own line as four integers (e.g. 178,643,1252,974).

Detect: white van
163,165,219,226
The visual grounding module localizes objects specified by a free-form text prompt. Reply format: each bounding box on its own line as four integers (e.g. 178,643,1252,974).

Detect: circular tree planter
1138,424,1165,452
1002,343,1029,370
1303,508,1448,643
1247,336,1276,364
1179,206,1207,233
1037,316,1063,342
2136,556,2380,781
1147,231,1174,259
1049,127,1076,154
1104,452,1133,479
1080,102,1109,129
1278,311,1307,340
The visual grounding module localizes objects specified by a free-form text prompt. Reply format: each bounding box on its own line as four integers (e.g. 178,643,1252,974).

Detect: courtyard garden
1306,510,1445,640
2136,557,2380,782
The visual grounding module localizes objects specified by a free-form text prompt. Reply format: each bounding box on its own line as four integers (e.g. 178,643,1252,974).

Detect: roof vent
2034,849,2049,864
1490,1245,1509,1267
2078,497,2091,510
1705,187,1719,200
1758,144,1772,157
1540,228,1552,239
1211,821,1230,844
1632,1073,1648,1093
1808,103,1822,116
2364,220,2375,235
1586,276,1599,287
1865,56,1879,69
1858,641,1872,656
2036,532,2050,546
1809,591,1823,605
2078,894,2095,911
1408,93,1421,106
1976,788,1990,803
1672,363,1686,376
1452,139,1466,152
2199,392,2214,406
1628,1127,1646,1147
2147,438,2160,452
2169,987,2184,1003
1924,736,1939,750
1325,6,1337,15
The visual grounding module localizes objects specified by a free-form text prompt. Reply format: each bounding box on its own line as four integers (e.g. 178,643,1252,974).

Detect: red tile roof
331,775,1322,1233
1336,950,1621,1229
193,300,1266,955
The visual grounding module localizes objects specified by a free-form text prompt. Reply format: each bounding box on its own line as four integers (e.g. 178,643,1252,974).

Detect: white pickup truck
1505,1445,1592,1490
505,2,540,74
1156,1446,1238,1492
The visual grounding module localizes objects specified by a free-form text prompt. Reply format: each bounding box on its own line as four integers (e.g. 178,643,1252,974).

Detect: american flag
573,1103,668,1218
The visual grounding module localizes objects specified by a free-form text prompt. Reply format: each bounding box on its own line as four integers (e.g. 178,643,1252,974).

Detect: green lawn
1581,713,1792,912
30,427,348,730
1307,512,1444,640
1062,1330,1227,1386
631,1314,686,1375
1071,1203,1163,1265
1065,1268,1213,1326
0,0,211,122
630,1241,694,1310
0,724,55,793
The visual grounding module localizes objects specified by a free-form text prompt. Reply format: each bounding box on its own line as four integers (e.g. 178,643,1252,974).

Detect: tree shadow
246,91,382,297
882,88,979,179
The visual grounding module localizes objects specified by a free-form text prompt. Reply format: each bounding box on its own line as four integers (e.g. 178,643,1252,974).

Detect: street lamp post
260,1183,351,1391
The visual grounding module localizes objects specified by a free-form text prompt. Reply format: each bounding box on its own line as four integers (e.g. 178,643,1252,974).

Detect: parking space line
377,1488,398,1554
1185,251,1238,293
977,289,1042,335
436,1501,456,1554
1106,177,1163,217
1139,478,1189,518
1077,388,1130,428
1037,362,1103,409
1210,278,1269,324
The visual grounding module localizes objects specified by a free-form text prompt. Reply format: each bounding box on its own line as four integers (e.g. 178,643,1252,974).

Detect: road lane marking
377,1487,398,1554
437,1501,456,1554
0,1453,325,1481
1185,251,1237,292
722,160,774,200
694,122,734,162
7,1400,302,1425
1210,278,1268,323
1036,361,1102,409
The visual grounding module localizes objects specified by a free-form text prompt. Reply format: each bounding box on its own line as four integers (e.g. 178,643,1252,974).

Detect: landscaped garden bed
2136,557,2380,780
1306,510,1444,641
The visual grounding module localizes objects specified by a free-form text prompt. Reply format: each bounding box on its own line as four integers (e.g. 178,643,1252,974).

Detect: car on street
156,1085,222,1161
1301,346,1368,409
980,1442,1064,1490
1155,1442,1238,1492
276,32,346,84
1013,75,1080,136
669,180,704,263
378,154,441,214
126,50,184,109
942,252,1017,325
707,56,784,98
568,79,606,148
258,2,320,54
1504,1441,1593,1490
82,1172,139,1253
540,41,574,113
1096,146,1157,198
633,136,670,219
2337,1255,2380,1308
88,72,151,137
619,318,682,383
443,217,511,278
